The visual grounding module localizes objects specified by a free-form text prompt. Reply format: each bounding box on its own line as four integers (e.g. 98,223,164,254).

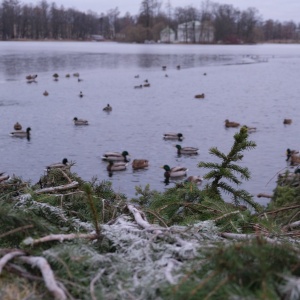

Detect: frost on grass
12,195,223,299
74,216,221,299
37,215,222,300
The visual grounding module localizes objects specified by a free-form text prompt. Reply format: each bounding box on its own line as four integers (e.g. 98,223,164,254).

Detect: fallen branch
35,181,79,194
0,224,34,239
262,204,300,216
257,193,273,198
127,204,162,234
59,169,72,184
19,255,67,300
214,210,240,221
0,250,25,274
127,204,153,229
22,233,98,246
90,270,105,300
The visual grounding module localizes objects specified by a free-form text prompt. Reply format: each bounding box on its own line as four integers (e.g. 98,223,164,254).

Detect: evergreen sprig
198,127,261,212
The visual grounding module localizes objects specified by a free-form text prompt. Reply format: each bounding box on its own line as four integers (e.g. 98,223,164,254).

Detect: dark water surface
1,42,299,204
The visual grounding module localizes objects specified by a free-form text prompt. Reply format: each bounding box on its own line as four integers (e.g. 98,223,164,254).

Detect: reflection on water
1,42,300,203
0,42,271,78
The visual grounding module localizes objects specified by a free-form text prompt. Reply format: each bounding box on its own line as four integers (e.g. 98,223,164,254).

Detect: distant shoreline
1,38,300,45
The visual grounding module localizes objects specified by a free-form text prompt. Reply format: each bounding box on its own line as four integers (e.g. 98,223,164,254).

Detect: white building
160,26,176,43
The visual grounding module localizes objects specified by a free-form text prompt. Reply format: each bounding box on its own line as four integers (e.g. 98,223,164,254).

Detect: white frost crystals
13,194,223,299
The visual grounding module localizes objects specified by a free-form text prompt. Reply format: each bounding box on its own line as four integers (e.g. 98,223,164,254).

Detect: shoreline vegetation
1,0,299,45
2,38,300,45
1,129,300,299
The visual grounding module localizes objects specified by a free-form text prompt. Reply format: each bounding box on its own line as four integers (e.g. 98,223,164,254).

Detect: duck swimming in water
225,119,240,128
107,161,128,172
102,151,130,162
162,165,188,184
185,175,203,185
242,125,257,133
46,158,70,172
163,133,184,141
73,117,89,125
175,145,198,155
14,122,22,130
10,127,31,139
132,159,149,170
103,104,112,112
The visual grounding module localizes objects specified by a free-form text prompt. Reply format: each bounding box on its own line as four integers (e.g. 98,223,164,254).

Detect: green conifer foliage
198,127,261,212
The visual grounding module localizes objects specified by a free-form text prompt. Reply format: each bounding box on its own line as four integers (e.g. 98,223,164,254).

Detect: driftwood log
35,181,79,194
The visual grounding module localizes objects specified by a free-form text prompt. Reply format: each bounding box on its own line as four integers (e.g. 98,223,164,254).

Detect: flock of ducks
11,68,254,188
4,58,295,193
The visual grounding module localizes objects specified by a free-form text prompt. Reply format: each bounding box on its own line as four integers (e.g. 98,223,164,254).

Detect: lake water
1,41,299,205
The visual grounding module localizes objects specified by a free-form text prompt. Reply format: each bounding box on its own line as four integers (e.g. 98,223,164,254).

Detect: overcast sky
24,0,299,22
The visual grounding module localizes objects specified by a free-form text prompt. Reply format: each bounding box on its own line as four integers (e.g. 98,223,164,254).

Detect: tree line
0,0,299,43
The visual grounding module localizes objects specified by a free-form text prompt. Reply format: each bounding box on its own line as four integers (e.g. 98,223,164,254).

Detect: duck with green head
162,165,188,185
175,145,198,155
10,127,31,139
73,117,89,125
102,151,130,162
163,133,184,141
46,158,70,172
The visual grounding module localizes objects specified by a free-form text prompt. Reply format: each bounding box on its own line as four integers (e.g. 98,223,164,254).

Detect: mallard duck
162,66,167,71
103,104,112,111
73,73,80,77
79,91,83,98
242,125,256,133
26,74,38,80
46,158,70,171
283,119,292,125
53,73,59,78
65,74,70,78
163,133,184,141
78,78,83,82
134,85,143,89
14,122,22,130
225,119,240,128
107,161,128,172
175,145,198,155
10,127,31,138
194,93,205,99
132,159,149,170
185,175,203,185
144,83,150,87
73,117,89,125
286,148,300,165
43,90,49,96
162,165,188,180
176,65,181,70
102,151,130,162
134,75,139,78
